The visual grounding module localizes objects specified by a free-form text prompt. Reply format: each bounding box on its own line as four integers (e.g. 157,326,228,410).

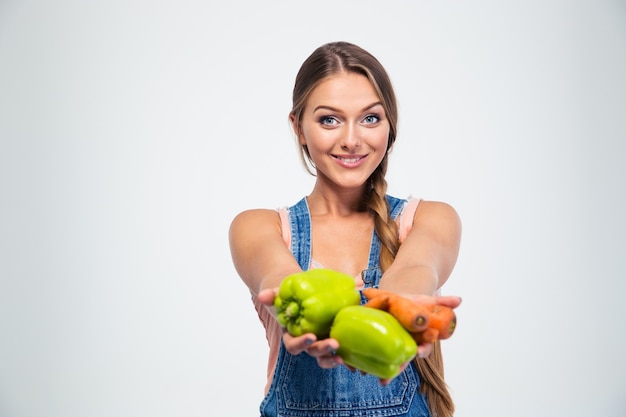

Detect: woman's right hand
258,287,344,369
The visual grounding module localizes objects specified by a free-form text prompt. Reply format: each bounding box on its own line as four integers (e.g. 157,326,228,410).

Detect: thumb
258,287,279,306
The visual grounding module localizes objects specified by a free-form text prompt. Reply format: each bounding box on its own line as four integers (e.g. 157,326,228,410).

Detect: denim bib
260,195,430,417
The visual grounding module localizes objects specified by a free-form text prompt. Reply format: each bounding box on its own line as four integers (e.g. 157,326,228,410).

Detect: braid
415,342,455,417
368,168,455,417
366,168,398,272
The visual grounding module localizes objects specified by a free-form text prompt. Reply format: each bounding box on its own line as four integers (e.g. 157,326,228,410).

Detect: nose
340,123,361,151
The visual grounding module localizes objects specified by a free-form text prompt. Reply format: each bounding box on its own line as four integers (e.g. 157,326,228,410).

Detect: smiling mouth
333,155,365,163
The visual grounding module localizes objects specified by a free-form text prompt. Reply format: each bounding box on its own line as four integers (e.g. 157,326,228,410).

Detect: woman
229,41,462,417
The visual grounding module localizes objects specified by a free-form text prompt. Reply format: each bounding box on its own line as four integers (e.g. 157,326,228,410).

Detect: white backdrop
1,1,625,416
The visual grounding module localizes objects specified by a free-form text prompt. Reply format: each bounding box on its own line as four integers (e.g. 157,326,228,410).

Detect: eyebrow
313,102,384,113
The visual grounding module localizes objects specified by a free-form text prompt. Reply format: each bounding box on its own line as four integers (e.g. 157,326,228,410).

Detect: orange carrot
424,304,457,340
360,289,391,311
411,327,439,344
362,288,430,333
362,287,457,342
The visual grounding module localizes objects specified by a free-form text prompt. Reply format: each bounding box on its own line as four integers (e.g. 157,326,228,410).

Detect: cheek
368,130,390,152
302,126,336,149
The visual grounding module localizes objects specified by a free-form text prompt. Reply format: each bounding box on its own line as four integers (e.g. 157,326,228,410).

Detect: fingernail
305,338,314,346
328,347,336,355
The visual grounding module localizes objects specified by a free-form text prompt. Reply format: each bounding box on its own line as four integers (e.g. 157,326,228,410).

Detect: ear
290,113,306,145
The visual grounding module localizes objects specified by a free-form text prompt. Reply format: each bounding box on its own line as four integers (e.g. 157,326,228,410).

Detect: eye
363,114,380,124
319,116,339,126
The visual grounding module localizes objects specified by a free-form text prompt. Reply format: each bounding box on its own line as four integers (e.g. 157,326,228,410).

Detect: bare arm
229,208,340,364
380,200,462,297
374,200,462,360
229,209,303,296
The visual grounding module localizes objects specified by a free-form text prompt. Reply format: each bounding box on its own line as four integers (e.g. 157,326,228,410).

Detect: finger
283,332,317,355
403,293,461,309
306,339,339,358
433,295,462,309
417,342,434,359
317,352,343,369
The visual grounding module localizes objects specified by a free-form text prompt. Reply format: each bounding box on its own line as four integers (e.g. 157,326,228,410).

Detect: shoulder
229,208,282,236
415,200,460,219
415,200,458,215
413,200,462,234
230,207,281,225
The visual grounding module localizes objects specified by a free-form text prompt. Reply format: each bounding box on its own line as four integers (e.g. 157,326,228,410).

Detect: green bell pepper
330,305,418,379
274,269,361,338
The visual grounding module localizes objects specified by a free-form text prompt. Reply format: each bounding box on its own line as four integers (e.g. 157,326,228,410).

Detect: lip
332,154,367,168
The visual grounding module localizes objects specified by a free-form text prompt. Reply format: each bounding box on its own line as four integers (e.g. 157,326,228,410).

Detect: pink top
252,197,422,394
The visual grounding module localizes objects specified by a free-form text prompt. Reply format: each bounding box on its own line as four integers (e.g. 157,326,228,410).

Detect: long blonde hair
290,41,454,417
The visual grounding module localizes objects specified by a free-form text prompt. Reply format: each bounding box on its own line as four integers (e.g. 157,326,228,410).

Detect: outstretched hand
258,287,343,368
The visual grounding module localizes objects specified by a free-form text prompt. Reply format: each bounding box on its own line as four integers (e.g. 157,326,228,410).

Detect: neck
306,184,369,217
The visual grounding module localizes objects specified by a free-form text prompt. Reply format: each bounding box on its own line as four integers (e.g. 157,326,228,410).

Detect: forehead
307,72,380,109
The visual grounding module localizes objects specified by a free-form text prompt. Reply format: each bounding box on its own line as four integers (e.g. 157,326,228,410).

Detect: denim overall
260,195,430,417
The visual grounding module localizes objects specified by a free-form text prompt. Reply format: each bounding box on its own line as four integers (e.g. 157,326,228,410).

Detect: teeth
338,156,360,163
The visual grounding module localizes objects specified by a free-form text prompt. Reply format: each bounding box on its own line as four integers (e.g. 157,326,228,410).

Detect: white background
1,1,625,416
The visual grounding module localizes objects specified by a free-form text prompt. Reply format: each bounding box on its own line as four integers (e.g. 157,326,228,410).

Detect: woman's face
295,72,390,191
